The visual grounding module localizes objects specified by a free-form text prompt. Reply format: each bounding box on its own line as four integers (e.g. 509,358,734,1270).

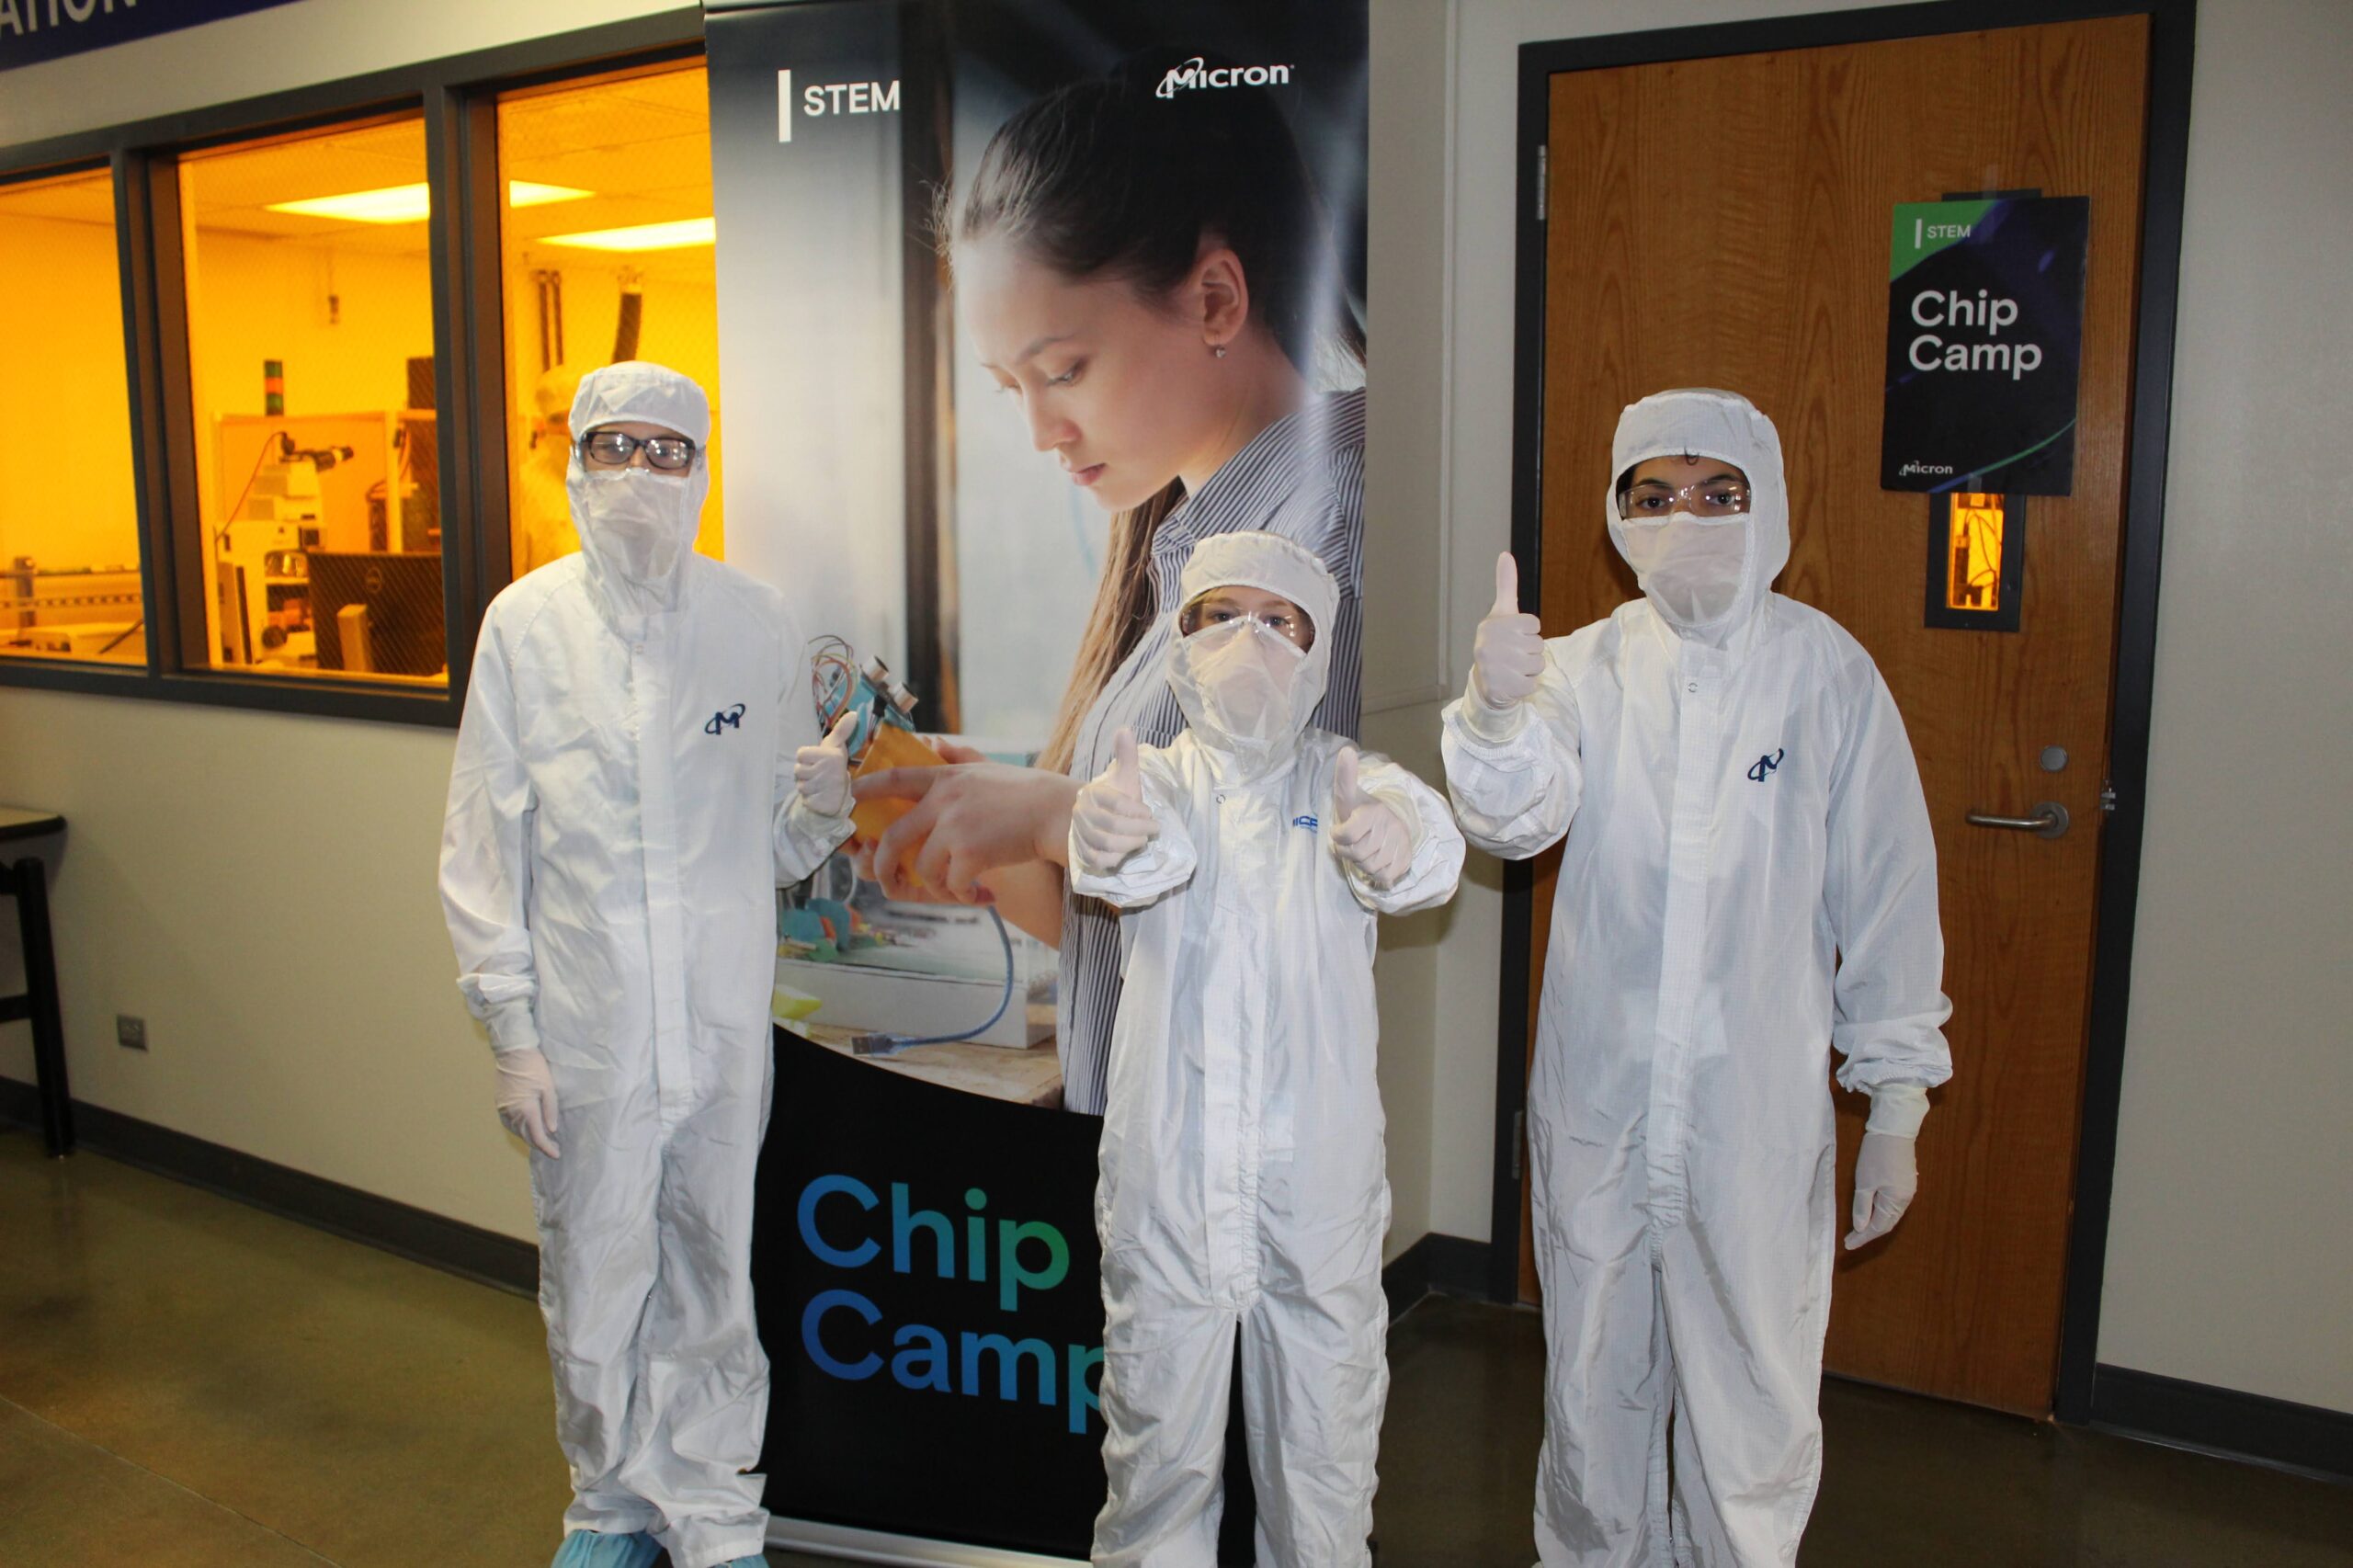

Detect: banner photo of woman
711,0,1370,1117
709,4,1369,1559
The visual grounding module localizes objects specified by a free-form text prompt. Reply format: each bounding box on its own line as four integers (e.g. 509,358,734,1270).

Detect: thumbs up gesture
1072,726,1160,873
795,710,860,818
1329,745,1413,889
1472,551,1547,710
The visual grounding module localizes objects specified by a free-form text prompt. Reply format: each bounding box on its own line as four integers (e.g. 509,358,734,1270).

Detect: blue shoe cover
549,1530,663,1568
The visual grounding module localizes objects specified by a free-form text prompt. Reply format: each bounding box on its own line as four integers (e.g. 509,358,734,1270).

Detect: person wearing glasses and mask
1071,531,1461,1566
440,361,858,1568
1441,388,1951,1568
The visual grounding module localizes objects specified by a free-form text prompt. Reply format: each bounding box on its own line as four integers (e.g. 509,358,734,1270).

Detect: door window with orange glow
0,167,145,666
1925,491,2024,632
1947,492,2005,611
176,116,449,685
498,64,724,581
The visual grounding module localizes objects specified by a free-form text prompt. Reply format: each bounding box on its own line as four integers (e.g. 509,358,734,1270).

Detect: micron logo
1154,56,1294,98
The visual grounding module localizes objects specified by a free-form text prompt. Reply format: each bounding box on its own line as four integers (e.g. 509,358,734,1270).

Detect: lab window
497,62,726,582
176,115,449,685
0,166,146,666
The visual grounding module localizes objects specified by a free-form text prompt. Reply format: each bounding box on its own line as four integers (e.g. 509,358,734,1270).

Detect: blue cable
852,906,1017,1055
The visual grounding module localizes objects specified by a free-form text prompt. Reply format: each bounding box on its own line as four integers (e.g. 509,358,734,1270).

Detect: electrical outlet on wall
116,1015,147,1051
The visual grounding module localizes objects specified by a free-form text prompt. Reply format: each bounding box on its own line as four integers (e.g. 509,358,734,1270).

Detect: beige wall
0,687,529,1236
4,0,2347,1415
2094,0,2353,1415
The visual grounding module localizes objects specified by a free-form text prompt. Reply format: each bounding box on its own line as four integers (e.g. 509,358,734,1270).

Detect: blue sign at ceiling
0,0,305,74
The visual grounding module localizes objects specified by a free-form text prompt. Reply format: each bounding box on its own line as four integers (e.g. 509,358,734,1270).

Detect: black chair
1,809,71,1157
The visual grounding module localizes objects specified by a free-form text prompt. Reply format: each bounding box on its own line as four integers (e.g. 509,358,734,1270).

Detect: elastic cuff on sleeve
788,790,855,842
486,1010,542,1054
1454,689,1530,745
1865,1082,1931,1138
1367,788,1427,859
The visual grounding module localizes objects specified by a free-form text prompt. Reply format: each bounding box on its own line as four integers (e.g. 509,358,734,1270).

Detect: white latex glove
1072,726,1158,873
1470,551,1546,710
794,711,859,818
1844,1131,1917,1249
1329,746,1413,888
494,1048,562,1159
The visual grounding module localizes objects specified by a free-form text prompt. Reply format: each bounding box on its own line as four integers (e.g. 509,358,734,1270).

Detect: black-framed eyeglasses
581,429,698,472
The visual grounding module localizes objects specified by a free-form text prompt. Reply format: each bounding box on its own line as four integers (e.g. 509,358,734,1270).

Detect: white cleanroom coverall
439,362,851,1568
1073,531,1465,1568
1442,390,1951,1567
517,362,585,575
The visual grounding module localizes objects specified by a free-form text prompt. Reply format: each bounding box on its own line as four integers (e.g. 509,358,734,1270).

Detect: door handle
1965,801,2069,838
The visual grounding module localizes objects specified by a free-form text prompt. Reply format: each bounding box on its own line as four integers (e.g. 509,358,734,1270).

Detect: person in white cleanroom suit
1441,389,1952,1568
1070,530,1465,1568
439,361,858,1568
516,362,584,574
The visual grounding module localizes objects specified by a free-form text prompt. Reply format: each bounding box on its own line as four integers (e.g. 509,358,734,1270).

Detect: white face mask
574,466,695,585
1617,512,1748,629
1177,619,1310,751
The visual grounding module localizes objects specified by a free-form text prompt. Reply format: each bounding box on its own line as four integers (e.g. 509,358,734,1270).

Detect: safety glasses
1177,595,1316,650
1618,476,1750,521
580,428,699,472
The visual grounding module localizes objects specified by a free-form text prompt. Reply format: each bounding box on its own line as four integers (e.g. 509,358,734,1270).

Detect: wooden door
1522,17,2152,1416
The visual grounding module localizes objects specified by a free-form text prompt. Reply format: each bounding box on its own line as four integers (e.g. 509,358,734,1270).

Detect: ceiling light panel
265,181,590,224
540,217,716,252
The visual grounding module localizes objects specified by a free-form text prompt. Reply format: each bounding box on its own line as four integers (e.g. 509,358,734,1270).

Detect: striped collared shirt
1057,388,1366,1116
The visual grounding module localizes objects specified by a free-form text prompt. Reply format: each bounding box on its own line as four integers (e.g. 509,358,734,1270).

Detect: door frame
1489,0,2198,1427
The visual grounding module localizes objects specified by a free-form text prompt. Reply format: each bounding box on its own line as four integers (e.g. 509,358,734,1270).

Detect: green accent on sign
1891,199,1997,281
1942,416,2079,491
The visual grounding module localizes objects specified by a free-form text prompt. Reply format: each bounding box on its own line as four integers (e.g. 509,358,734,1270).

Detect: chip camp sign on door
1881,196,2089,494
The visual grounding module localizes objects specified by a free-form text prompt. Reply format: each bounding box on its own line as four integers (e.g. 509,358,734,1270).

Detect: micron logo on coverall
795,1174,1104,1436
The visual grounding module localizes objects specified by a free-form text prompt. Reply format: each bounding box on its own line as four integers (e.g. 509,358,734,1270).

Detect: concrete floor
3,1128,2347,1566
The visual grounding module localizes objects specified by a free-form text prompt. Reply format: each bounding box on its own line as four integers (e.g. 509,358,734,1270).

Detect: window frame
0,8,707,727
